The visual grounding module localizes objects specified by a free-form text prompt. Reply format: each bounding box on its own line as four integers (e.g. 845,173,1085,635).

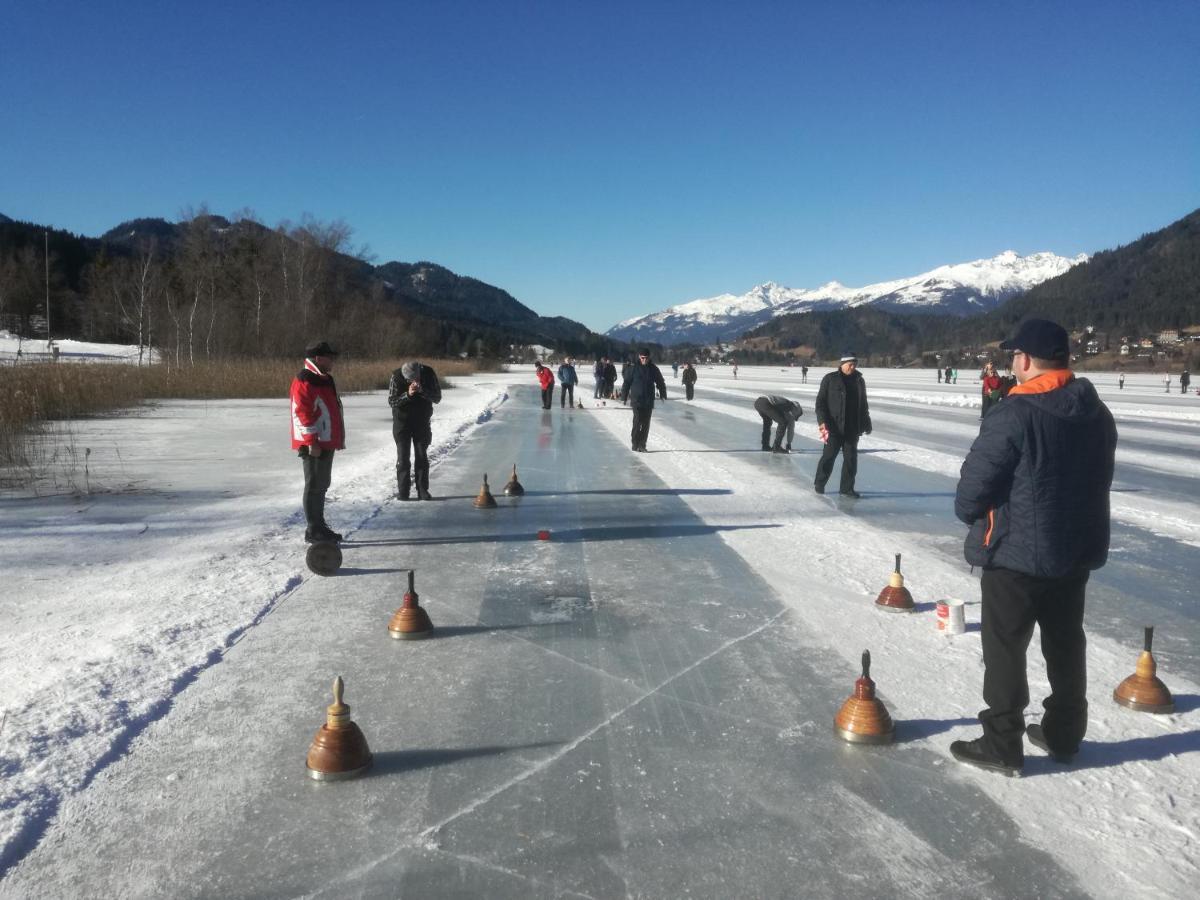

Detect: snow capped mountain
607,251,1088,345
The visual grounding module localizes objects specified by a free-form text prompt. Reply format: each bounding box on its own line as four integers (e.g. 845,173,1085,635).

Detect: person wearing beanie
290,341,346,542
620,348,667,451
754,395,803,453
387,359,442,500
951,318,1117,777
813,354,872,497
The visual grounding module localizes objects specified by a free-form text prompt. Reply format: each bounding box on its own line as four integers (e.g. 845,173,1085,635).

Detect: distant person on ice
813,354,872,498
945,364,953,384
801,364,809,384
535,362,555,409
682,362,697,400
672,361,679,378
290,341,345,543
1164,373,1171,393
1118,372,1125,390
592,357,604,398
1180,370,1191,394
621,348,667,452
951,319,1116,777
557,357,578,408
388,360,442,501
603,357,618,399
754,395,803,453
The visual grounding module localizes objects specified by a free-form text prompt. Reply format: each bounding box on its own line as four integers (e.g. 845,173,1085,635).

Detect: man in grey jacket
387,360,442,500
951,319,1117,777
754,395,803,453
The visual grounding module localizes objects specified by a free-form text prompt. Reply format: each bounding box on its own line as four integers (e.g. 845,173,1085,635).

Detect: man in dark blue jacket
951,319,1117,777
557,357,579,408
620,349,667,451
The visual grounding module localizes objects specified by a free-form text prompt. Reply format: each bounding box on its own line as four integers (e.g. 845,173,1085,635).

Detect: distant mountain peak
606,250,1087,345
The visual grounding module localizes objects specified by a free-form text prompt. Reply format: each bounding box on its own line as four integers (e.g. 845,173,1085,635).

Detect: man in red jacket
290,341,346,542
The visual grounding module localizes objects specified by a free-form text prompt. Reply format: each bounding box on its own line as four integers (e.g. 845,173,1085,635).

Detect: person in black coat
813,355,872,497
681,362,697,400
951,319,1117,777
603,358,618,398
620,349,667,451
387,360,442,500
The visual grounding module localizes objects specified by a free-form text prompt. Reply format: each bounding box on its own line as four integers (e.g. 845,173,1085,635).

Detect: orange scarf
1007,369,1074,396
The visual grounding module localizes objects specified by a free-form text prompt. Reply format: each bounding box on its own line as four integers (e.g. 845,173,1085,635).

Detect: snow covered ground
0,330,158,364
1,363,1197,897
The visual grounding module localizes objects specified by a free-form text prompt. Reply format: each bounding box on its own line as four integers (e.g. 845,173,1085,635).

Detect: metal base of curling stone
874,603,914,614
306,541,342,576
834,725,895,745
306,757,373,781
388,628,433,640
1113,692,1175,714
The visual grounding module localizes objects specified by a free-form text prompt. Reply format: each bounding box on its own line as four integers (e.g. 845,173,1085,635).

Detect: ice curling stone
874,553,915,613
834,651,895,745
1114,626,1174,713
473,473,498,508
503,464,525,496
306,540,342,577
576,399,584,409
388,570,434,640
306,676,373,781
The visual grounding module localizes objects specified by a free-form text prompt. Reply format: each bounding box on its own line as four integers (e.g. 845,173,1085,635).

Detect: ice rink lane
1,384,1085,899
665,389,1200,679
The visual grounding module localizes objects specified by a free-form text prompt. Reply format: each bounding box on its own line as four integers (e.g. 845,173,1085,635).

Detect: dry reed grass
0,357,491,476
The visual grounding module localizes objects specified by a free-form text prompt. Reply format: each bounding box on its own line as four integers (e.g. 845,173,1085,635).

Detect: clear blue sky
3,1,1198,332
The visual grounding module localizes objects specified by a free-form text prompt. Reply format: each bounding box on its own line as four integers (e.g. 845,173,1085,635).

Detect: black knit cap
305,341,339,358
999,319,1069,361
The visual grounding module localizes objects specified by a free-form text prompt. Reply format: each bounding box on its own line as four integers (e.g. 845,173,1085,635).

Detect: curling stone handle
894,553,901,574
1144,626,1154,652
861,650,871,679
408,570,415,593
332,675,344,707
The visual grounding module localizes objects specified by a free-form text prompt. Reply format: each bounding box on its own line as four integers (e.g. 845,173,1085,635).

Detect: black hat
638,347,651,357
305,341,339,358
999,319,1069,361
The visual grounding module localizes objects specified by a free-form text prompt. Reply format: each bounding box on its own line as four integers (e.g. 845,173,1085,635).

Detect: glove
818,424,829,444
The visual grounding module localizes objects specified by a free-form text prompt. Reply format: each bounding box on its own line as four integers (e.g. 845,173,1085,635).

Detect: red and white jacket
290,359,346,450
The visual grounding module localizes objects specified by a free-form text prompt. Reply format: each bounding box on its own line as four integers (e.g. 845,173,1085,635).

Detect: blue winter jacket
557,363,578,386
955,374,1117,578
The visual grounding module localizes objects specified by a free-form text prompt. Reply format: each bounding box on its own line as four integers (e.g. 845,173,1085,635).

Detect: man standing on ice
621,348,667,451
557,357,578,408
951,319,1116,777
290,341,346,543
813,354,871,497
754,395,802,453
388,360,442,500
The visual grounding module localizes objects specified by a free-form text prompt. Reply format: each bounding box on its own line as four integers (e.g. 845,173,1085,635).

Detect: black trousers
813,433,858,492
630,406,653,449
301,448,335,529
540,387,554,409
754,397,787,449
979,567,1089,764
560,383,575,407
394,418,432,498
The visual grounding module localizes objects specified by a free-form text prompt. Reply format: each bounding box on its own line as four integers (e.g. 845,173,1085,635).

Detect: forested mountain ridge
0,212,616,361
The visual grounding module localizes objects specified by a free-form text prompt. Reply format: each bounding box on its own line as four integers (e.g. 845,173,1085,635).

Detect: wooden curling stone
503,464,525,496
1114,626,1175,713
834,651,895,744
388,570,434,640
306,540,342,577
473,473,498,508
306,676,372,781
875,553,914,613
